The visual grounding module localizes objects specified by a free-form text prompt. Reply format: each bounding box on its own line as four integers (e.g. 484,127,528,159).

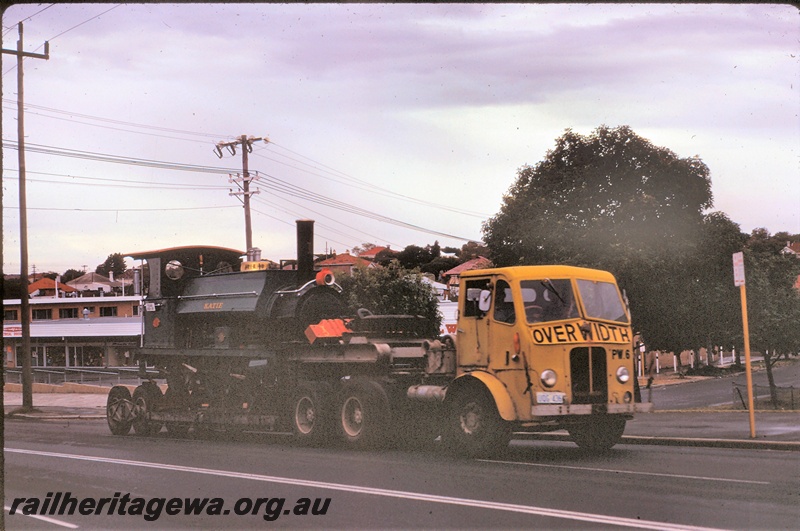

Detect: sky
2,3,798,274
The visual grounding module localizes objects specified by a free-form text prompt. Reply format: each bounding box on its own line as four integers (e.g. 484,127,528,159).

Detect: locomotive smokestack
296,219,315,283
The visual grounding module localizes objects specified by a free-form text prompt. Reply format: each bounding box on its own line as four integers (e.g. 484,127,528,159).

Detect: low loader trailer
107,220,651,455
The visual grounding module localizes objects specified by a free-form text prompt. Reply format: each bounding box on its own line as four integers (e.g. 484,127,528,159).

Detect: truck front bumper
531,402,653,416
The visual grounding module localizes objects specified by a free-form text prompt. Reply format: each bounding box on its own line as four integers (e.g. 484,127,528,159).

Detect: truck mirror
478,289,492,313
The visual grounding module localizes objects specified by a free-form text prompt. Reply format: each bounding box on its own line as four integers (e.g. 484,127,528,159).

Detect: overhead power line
2,139,475,242
2,98,492,219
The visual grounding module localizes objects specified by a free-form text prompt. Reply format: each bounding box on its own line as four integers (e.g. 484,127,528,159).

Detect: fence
3,366,160,387
732,382,798,410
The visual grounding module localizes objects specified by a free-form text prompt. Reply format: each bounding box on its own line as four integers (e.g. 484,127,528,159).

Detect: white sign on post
733,251,745,287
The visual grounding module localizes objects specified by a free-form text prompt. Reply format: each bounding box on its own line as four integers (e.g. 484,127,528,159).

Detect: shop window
32,308,52,320
59,308,79,319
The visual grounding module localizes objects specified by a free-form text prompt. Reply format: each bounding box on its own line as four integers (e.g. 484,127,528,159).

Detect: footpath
4,380,799,452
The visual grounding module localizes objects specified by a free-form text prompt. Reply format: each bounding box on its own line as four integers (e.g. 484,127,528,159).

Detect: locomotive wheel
568,415,626,453
163,387,190,437
291,382,333,446
336,379,390,449
131,383,164,436
106,385,134,436
443,386,511,457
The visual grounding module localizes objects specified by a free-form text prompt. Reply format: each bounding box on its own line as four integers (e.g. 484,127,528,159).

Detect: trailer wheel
568,415,626,452
107,386,134,436
132,383,164,436
291,382,332,445
337,379,389,449
443,387,511,457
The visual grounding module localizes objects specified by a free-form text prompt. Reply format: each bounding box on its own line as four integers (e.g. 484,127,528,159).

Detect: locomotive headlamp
616,366,630,384
540,369,557,388
315,268,335,286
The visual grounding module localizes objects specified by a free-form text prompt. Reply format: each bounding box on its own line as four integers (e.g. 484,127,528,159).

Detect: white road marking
479,459,771,485
5,447,722,530
4,505,79,529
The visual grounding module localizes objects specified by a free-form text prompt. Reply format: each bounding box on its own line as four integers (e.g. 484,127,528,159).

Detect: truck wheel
132,383,163,436
568,415,626,452
444,388,511,457
107,386,133,436
336,379,390,449
292,382,332,445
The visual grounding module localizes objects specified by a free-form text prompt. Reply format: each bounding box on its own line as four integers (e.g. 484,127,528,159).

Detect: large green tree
96,253,127,278
483,125,715,352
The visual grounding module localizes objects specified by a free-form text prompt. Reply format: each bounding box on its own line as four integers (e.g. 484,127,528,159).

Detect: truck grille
569,347,607,404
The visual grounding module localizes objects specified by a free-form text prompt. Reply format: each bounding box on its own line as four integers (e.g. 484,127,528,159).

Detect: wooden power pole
2,22,50,410
215,135,268,253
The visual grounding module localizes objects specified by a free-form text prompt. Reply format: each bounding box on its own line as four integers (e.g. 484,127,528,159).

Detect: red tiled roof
358,246,396,259
28,277,78,294
443,256,493,277
316,253,372,267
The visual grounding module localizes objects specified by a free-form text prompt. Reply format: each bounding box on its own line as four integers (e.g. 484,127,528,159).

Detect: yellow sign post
732,252,756,438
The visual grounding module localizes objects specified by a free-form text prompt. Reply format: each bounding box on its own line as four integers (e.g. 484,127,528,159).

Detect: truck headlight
540,369,557,388
616,366,630,384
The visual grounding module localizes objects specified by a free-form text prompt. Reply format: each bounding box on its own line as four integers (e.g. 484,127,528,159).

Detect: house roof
358,246,396,259
67,271,120,287
784,242,800,255
443,256,494,277
28,277,78,294
317,253,374,267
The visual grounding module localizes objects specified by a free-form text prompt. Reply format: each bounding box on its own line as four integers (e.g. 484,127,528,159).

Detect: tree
96,253,127,278
420,256,460,279
459,241,489,261
337,262,441,337
483,125,714,353
743,232,800,407
61,269,85,283
2,276,28,299
350,242,377,256
484,125,712,268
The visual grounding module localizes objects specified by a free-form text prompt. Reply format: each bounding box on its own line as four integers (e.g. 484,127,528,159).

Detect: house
27,277,78,298
442,256,494,301
67,271,122,296
782,241,800,257
315,253,376,276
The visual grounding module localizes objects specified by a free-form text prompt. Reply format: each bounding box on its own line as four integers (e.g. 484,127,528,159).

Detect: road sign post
732,252,756,438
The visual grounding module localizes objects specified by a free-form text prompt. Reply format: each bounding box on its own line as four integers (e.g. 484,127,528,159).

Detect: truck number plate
536,392,565,404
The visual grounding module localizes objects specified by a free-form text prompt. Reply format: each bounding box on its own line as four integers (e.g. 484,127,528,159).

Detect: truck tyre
336,378,390,449
107,385,134,436
568,415,626,452
132,383,163,436
292,381,333,446
443,387,511,457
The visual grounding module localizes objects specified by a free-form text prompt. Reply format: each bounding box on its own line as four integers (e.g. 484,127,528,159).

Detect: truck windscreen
575,279,629,323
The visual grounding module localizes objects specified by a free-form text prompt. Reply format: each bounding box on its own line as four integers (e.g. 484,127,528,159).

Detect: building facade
3,295,142,368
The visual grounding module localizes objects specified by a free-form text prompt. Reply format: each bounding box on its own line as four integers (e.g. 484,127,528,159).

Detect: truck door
457,277,492,369
491,278,533,416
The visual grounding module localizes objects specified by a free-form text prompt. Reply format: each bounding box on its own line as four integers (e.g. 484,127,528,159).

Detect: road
649,359,799,410
4,419,798,529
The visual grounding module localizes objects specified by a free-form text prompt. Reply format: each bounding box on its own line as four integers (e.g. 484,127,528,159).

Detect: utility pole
215,135,268,253
2,23,50,410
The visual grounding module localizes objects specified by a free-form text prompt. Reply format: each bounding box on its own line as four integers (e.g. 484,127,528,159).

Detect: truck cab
445,265,651,455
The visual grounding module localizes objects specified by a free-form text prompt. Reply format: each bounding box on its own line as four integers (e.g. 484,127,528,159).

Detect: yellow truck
440,265,652,455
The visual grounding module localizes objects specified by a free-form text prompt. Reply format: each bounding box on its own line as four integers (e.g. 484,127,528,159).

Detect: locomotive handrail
176,291,258,300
